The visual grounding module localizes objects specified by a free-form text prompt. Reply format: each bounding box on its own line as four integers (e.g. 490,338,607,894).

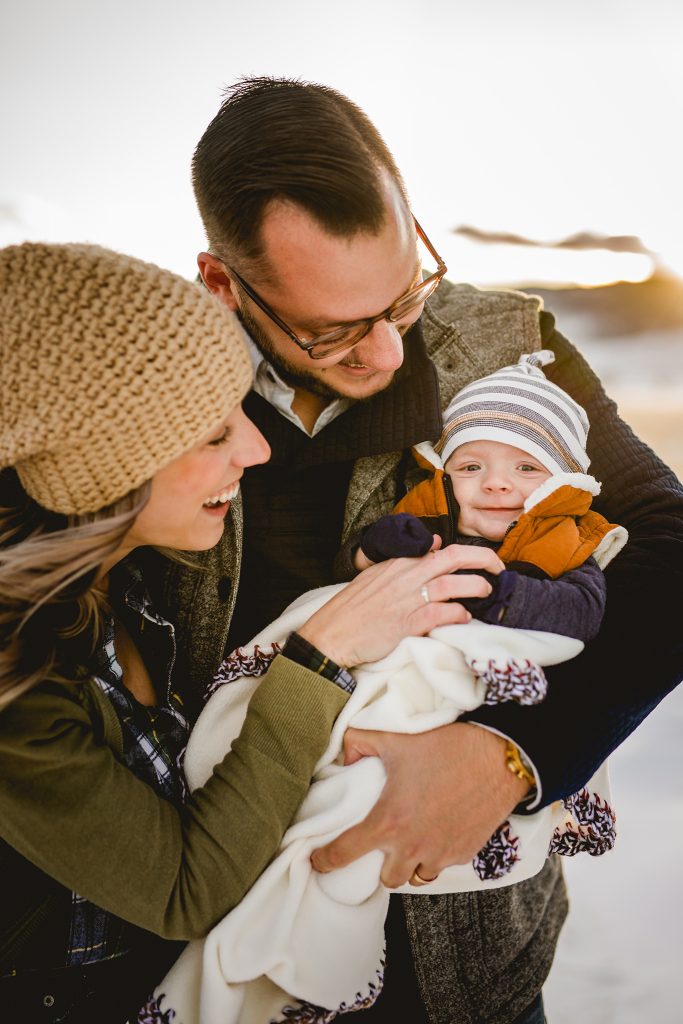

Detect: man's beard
235,305,396,402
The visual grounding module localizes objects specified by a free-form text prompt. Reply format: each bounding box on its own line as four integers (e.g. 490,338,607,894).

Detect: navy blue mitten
360,513,434,562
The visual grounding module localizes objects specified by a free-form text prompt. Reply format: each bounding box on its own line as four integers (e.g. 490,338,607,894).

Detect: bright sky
1,0,682,284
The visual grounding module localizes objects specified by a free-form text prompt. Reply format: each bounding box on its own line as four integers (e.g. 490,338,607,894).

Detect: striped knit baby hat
436,350,590,475
0,242,253,514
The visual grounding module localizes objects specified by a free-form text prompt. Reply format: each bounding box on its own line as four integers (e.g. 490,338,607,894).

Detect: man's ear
197,252,239,311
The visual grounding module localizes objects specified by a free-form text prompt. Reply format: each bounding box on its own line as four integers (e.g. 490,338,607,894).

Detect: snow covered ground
544,682,683,1023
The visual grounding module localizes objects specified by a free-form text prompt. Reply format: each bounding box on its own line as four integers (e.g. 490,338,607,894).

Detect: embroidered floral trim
205,643,283,700
472,820,520,880
272,1001,339,1023
271,962,385,1023
468,657,548,706
548,789,617,857
137,993,175,1023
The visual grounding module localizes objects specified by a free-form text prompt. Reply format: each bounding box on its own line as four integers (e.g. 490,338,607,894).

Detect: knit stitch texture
0,243,252,513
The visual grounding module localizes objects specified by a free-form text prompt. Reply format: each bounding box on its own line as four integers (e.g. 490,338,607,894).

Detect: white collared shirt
244,334,352,437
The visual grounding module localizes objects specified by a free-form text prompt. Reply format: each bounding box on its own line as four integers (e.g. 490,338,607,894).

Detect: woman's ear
197,252,240,311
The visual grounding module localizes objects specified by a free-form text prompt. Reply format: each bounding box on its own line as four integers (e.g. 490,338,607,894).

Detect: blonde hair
0,469,151,711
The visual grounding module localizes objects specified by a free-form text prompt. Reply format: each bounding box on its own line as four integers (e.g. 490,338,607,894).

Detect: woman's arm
0,656,345,942
0,542,489,941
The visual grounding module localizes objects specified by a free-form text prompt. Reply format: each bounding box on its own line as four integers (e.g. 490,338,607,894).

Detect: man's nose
352,319,405,372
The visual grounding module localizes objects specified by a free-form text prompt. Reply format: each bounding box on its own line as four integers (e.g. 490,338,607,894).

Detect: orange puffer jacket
394,446,627,576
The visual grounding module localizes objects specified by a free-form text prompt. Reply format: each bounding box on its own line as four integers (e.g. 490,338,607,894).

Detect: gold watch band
504,740,536,790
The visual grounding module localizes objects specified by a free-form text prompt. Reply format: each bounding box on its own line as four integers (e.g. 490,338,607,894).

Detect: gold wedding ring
420,584,430,605
409,866,439,887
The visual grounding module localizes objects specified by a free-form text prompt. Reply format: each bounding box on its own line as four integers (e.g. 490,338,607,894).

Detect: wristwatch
504,740,536,791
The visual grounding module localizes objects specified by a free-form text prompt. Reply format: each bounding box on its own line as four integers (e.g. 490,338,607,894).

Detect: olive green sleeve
0,655,346,940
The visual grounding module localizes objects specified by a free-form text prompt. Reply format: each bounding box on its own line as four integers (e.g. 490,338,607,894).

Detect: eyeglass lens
307,273,443,359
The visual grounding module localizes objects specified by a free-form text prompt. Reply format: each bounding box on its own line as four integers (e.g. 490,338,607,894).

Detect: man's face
200,177,421,402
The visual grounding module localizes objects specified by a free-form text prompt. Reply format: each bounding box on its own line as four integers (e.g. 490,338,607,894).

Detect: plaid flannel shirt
65,560,190,968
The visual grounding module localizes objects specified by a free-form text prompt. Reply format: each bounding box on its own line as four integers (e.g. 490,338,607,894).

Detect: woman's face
124,405,270,553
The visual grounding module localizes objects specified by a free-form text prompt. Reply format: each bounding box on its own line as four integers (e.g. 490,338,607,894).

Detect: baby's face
445,439,551,541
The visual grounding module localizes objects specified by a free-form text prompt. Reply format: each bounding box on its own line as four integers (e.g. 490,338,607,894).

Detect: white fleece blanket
144,583,615,1024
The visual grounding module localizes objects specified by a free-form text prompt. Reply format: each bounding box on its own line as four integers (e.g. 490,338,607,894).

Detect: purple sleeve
494,560,606,642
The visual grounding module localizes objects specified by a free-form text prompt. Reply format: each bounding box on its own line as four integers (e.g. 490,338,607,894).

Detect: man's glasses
226,217,447,361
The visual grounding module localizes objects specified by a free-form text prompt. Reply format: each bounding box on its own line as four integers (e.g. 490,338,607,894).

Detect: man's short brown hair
192,77,408,280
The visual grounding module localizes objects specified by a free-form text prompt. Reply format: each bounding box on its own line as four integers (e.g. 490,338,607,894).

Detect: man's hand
310,723,530,888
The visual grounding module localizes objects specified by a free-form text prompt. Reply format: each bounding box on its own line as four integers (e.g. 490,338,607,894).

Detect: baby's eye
463,463,481,472
519,463,541,472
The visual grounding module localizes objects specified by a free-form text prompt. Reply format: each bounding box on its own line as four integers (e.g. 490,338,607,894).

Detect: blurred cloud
439,234,655,288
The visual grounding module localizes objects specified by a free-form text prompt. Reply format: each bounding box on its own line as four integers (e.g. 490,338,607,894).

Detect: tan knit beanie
0,242,253,514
